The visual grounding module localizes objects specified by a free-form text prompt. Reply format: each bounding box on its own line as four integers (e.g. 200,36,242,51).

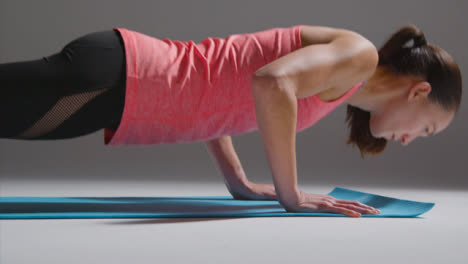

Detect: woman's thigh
0,29,127,139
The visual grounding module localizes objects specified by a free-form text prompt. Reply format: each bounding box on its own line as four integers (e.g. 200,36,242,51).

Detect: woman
0,24,462,217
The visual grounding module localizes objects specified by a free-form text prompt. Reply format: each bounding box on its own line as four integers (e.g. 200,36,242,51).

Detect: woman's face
369,81,454,146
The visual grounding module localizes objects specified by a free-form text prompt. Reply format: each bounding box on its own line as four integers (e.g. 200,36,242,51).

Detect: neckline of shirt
311,81,366,105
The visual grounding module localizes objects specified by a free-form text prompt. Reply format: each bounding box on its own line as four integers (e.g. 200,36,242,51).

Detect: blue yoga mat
0,187,435,219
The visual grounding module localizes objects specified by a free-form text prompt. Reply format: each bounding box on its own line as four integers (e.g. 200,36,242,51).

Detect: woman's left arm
205,136,277,200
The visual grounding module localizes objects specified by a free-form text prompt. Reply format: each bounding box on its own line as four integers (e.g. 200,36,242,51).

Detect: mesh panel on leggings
13,88,109,139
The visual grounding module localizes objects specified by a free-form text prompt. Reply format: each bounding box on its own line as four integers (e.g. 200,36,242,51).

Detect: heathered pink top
104,25,365,146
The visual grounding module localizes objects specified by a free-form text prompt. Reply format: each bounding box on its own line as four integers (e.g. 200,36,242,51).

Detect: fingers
262,184,278,200
332,203,377,215
327,205,362,217
321,198,380,217
290,193,381,217
334,199,380,213
315,201,361,217
333,201,380,215
294,202,361,217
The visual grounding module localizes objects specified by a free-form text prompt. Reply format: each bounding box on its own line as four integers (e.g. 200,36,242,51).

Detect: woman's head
345,24,462,159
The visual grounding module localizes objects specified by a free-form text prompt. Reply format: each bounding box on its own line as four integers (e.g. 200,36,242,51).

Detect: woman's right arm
251,28,379,215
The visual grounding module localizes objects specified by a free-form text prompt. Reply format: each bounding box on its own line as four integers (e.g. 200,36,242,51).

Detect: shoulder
297,25,377,98
298,25,357,47
298,24,377,55
298,24,378,71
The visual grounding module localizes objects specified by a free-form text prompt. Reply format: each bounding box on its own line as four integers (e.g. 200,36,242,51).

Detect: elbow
251,76,298,125
251,75,274,94
252,74,297,99
252,73,278,86
253,64,282,79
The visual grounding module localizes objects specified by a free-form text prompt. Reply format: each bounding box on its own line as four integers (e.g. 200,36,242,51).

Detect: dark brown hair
345,24,463,159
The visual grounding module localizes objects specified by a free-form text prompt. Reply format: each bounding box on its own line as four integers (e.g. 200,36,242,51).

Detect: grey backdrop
0,0,466,190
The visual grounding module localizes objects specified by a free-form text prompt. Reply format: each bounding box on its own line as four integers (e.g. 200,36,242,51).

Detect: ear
409,81,431,101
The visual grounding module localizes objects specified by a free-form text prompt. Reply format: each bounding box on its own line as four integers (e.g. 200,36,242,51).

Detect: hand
283,190,380,217
230,181,278,201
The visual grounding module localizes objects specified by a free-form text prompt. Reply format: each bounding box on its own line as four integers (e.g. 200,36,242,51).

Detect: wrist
278,188,302,209
224,167,249,190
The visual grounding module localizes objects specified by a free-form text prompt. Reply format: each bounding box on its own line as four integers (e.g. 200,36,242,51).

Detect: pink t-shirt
104,25,365,146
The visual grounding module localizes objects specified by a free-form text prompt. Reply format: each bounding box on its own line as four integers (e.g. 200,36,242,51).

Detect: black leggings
0,29,126,140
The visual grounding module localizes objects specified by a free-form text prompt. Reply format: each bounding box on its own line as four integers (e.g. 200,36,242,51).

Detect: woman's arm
251,29,378,209
205,136,279,200
205,136,249,195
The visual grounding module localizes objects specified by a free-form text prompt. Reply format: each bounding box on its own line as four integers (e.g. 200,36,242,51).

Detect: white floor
0,180,467,264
